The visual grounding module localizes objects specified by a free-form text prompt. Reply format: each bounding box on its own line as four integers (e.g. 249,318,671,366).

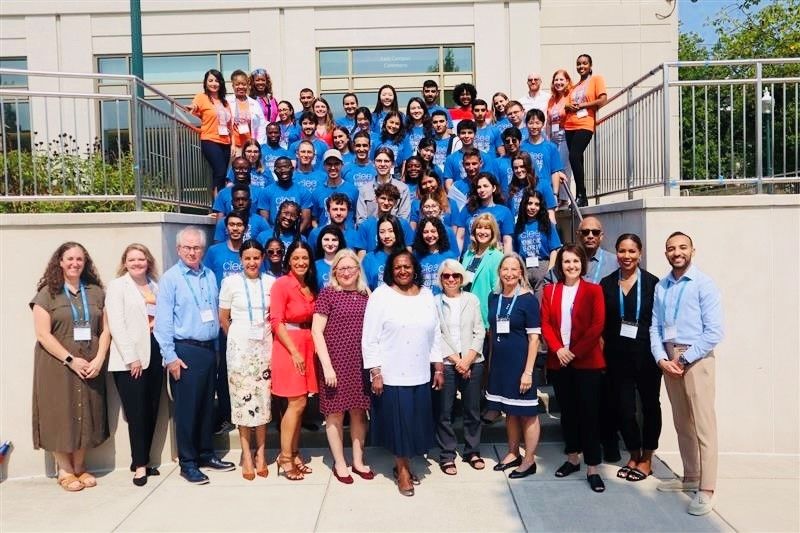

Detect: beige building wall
0,0,678,104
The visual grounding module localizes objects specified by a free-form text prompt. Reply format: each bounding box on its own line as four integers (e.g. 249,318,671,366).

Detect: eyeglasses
335,266,358,273
441,273,463,280
179,245,203,252
580,229,602,237
527,78,541,83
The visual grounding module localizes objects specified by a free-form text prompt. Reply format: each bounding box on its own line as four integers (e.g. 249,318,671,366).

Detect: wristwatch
678,355,689,366
63,354,74,366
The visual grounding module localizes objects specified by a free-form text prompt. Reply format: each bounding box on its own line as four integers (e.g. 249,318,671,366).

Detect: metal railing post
129,77,143,210
754,61,763,193
593,135,599,201
661,64,671,196
171,100,181,212
625,88,634,200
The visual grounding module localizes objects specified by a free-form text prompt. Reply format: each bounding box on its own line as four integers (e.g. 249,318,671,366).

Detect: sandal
464,454,485,470
292,451,313,474
616,465,633,479
277,454,304,481
75,472,97,488
587,473,606,493
392,467,420,485
439,462,457,476
57,473,84,492
626,467,653,482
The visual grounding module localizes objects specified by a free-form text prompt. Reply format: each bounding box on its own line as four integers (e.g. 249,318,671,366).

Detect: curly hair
37,241,103,296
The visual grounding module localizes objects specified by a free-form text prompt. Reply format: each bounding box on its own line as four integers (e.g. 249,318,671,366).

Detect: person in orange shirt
563,55,607,207
187,69,232,195
547,69,574,207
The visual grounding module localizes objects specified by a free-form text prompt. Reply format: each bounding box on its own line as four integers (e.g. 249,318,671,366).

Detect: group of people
31,212,723,514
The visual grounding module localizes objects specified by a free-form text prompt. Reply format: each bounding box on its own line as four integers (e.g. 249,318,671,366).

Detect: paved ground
3,443,796,532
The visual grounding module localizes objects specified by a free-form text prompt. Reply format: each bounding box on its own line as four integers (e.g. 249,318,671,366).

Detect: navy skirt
370,383,434,458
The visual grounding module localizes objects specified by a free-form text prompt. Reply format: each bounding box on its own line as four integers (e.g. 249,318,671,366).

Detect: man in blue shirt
431,110,455,171
650,232,723,516
311,149,358,226
472,99,503,156
308,193,364,253
261,122,291,177
213,186,271,242
295,88,314,120
292,139,326,192
443,120,500,190
259,156,312,233
289,114,328,172
211,157,264,220
342,131,378,187
422,79,454,130
154,227,235,484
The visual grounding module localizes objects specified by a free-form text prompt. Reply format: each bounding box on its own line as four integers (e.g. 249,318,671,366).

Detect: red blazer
541,281,606,370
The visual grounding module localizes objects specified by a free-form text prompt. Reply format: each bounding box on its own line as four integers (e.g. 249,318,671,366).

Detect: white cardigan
225,95,268,146
105,273,158,372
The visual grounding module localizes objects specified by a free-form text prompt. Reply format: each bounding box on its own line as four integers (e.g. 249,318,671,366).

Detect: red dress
314,287,371,415
269,275,318,397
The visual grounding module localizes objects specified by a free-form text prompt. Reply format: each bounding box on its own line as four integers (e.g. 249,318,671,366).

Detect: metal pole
130,0,144,99
171,102,181,212
625,88,634,200
129,78,142,210
661,65,671,195
755,61,763,193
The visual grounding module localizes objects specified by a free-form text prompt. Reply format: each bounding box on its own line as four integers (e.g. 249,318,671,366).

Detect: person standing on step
651,231,723,516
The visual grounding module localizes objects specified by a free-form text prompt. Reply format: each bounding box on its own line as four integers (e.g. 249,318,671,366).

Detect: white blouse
560,282,579,348
219,273,275,334
362,284,443,386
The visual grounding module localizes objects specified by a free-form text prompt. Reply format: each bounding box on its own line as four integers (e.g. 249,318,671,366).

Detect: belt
175,339,215,349
285,322,311,330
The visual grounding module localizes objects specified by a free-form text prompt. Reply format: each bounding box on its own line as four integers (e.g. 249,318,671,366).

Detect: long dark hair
412,216,450,257
37,242,103,295
203,69,227,106
509,152,539,200
379,110,406,144
273,200,302,241
354,107,373,131
383,249,424,288
373,84,399,114
283,240,319,295
405,97,433,138
314,225,346,259
514,188,552,236
374,214,406,253
466,172,505,212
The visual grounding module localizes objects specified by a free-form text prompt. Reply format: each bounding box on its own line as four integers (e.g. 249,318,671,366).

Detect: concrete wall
0,0,678,102
584,195,800,456
0,213,213,480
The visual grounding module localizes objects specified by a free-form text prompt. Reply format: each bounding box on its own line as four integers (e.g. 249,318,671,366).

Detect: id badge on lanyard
236,121,250,135
74,321,92,341
620,321,638,339
248,324,265,340
526,256,539,268
65,284,92,341
244,274,266,340
496,319,511,334
200,308,215,323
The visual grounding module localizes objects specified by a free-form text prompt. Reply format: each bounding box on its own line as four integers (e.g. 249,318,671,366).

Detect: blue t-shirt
520,138,563,182
409,198,460,228
280,123,300,149
506,181,557,218
307,224,364,252
203,242,243,289
342,161,378,188
406,124,428,154
362,250,390,290
212,185,263,217
358,216,414,252
428,104,454,129
443,149,499,184
289,138,329,171
371,110,406,134
474,124,502,155
494,118,512,135
515,220,562,260
225,167,272,188
456,204,515,238
335,115,356,133
310,180,359,224
315,258,333,289
256,228,306,250
213,216,271,243
371,136,411,174
261,144,291,175
433,135,454,170
416,250,457,294
341,151,356,165
258,181,313,224
292,168,325,194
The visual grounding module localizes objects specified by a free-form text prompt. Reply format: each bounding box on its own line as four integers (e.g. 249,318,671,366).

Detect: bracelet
434,370,443,375
523,371,533,376
369,372,382,383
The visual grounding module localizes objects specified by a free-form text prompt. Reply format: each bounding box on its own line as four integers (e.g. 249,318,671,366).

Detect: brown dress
30,284,109,452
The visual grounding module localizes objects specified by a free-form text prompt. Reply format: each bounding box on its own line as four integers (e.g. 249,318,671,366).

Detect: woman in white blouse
219,239,275,480
106,243,163,487
362,250,444,497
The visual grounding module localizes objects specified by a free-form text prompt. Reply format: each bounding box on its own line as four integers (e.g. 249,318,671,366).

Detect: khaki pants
663,351,718,491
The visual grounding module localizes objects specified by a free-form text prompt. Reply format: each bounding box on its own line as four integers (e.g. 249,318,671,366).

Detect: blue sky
679,0,772,46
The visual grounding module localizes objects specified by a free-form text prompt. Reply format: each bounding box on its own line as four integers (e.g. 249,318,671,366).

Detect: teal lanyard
181,268,210,309
618,269,641,323
496,286,520,320
664,278,689,324
63,283,90,322
242,274,266,324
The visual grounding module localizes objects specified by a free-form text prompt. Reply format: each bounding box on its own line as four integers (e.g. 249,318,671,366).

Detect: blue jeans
435,362,484,463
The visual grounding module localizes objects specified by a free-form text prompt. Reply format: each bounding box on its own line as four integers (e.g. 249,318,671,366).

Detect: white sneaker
688,491,715,515
657,478,700,492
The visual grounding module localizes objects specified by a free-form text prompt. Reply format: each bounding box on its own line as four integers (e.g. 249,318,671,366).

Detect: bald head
577,216,604,255
527,73,543,94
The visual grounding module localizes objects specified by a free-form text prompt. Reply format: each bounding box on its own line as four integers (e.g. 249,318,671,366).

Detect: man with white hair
154,226,235,484
518,73,551,114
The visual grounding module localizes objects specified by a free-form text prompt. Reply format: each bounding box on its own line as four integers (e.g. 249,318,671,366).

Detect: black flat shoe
130,466,160,476
493,456,522,472
132,475,148,487
554,461,581,478
587,473,606,493
508,462,537,479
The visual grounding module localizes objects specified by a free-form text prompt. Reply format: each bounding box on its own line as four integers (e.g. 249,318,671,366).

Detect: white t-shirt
560,282,580,348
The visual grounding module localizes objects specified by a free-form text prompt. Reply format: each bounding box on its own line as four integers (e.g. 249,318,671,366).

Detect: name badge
73,321,92,341
496,319,511,334
236,122,250,134
200,308,215,323
248,324,264,341
620,321,638,339
551,124,561,134
146,303,157,316
525,256,539,268
218,125,229,136
664,325,678,341
576,109,589,118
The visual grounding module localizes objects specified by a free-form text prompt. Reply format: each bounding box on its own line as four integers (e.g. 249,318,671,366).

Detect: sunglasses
441,273,463,280
266,249,283,255
580,229,602,236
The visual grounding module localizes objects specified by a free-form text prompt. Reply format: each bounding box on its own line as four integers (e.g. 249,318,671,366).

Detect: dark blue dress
486,291,541,416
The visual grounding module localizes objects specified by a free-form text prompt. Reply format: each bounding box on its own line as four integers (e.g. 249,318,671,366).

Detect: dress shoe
132,475,148,487
130,466,160,476
508,462,537,479
493,456,522,472
554,461,581,478
198,457,236,471
180,467,209,485
352,466,375,480
213,421,235,435
576,195,589,208
658,478,700,492
688,491,715,515
333,467,354,485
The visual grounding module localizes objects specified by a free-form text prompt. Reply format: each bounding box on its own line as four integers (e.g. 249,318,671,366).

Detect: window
1,57,31,151
317,46,474,117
